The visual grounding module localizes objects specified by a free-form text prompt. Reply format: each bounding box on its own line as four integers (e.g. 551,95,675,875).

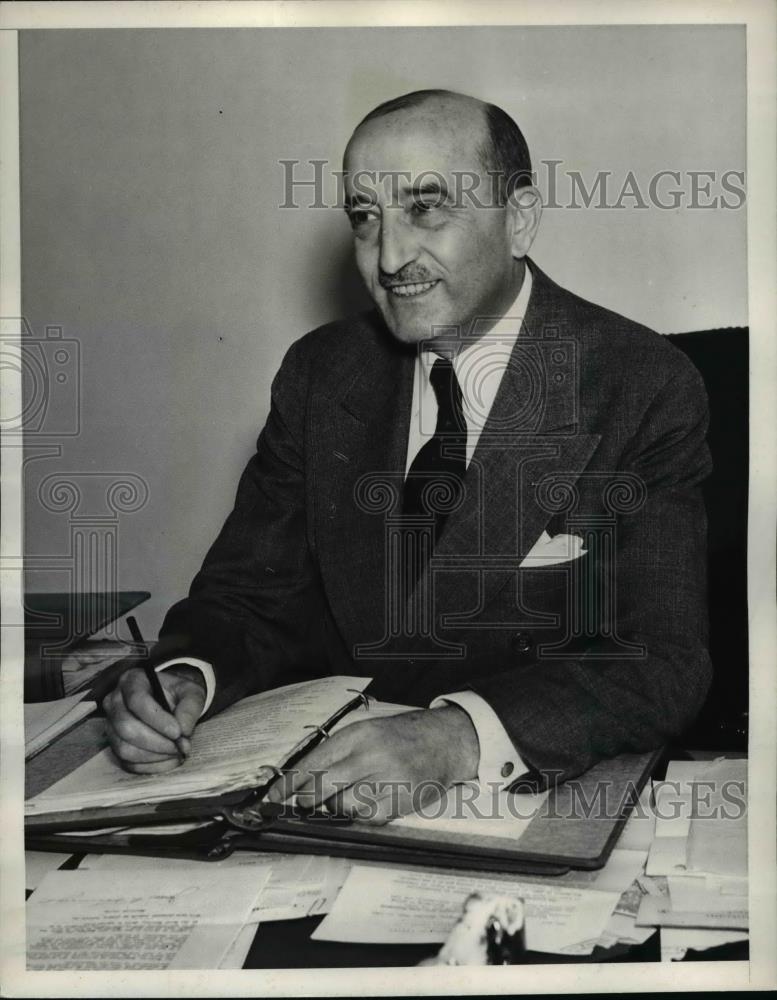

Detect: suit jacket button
515,632,533,653
501,762,515,778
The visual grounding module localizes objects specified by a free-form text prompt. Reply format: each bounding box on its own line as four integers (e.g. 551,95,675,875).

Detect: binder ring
302,725,330,740
346,689,372,708
257,764,284,780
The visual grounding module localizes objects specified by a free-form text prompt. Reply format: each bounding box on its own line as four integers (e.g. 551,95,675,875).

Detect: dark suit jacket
158,259,712,784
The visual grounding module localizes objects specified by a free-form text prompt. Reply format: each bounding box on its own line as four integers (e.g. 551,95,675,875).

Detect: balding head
348,89,533,205
342,89,541,349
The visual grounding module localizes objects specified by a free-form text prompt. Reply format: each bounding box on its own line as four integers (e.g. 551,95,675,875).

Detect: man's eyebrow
405,179,451,199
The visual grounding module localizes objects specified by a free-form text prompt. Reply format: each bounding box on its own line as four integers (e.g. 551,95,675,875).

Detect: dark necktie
403,357,467,550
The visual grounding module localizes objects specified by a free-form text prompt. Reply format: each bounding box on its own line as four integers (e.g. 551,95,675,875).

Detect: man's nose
378,212,419,276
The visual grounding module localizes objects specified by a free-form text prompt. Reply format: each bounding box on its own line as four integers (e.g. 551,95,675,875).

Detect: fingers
263,715,450,825
105,725,181,771
269,762,409,824
264,725,363,807
103,684,178,754
167,672,206,739
330,773,446,824
262,734,394,821
335,782,397,824
102,666,196,771
264,743,347,807
290,759,362,813
121,670,182,741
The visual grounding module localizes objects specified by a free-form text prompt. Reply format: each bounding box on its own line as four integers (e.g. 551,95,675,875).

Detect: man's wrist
432,704,479,782
165,663,207,692
155,658,215,715
431,691,528,787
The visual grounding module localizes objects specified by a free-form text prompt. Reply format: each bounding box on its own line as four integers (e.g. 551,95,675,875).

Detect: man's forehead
343,102,488,182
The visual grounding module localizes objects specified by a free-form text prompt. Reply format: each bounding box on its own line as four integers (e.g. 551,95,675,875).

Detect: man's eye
411,201,438,214
348,209,377,228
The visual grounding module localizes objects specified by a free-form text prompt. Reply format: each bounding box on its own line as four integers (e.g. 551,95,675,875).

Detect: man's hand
265,705,480,824
102,665,206,773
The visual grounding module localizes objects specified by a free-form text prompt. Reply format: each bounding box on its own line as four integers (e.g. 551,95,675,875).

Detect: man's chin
380,309,452,347
386,323,435,346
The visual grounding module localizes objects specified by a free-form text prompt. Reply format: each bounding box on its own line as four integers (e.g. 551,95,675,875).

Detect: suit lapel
311,320,415,650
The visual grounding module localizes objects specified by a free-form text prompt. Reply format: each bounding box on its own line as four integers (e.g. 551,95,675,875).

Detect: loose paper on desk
646,758,747,879
79,851,349,921
660,926,749,962
24,692,96,758
595,878,657,950
24,851,73,891
637,871,749,932
218,923,258,969
686,759,747,877
637,896,748,931
26,866,270,970
313,865,620,955
26,675,370,815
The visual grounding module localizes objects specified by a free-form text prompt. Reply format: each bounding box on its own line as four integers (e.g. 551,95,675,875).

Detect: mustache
378,267,437,289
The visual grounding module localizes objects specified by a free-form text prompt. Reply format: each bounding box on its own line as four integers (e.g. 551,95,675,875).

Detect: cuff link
501,761,515,778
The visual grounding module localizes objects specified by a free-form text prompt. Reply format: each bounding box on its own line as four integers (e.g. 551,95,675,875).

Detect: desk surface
25,716,748,969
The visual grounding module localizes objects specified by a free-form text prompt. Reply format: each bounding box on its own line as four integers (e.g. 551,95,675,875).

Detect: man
104,90,712,822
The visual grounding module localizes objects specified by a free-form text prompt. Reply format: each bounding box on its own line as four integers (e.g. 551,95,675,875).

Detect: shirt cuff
430,690,528,789
156,658,215,717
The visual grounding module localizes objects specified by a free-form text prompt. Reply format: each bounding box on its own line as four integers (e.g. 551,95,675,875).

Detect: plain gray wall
20,27,747,635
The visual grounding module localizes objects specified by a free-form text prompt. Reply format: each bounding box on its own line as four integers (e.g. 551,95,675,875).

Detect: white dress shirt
159,268,534,787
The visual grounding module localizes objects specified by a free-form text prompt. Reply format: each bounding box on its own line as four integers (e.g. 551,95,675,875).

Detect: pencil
126,615,144,644
143,662,187,764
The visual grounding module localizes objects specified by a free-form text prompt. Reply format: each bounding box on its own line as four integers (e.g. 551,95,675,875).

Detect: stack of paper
24,693,96,759
26,866,271,970
26,676,370,816
640,758,748,960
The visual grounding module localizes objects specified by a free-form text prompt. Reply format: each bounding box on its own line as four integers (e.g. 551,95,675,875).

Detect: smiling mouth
385,280,439,299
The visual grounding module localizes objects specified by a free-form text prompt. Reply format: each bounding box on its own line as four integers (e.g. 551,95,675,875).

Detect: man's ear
506,185,542,258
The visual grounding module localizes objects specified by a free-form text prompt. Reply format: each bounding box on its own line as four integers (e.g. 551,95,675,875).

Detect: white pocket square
518,531,587,568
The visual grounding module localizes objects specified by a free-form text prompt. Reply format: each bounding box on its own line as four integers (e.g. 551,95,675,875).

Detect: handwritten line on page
26,866,270,970
26,675,370,815
312,865,620,955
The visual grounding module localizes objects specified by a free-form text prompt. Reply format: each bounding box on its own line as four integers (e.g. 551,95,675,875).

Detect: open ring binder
25,677,661,876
